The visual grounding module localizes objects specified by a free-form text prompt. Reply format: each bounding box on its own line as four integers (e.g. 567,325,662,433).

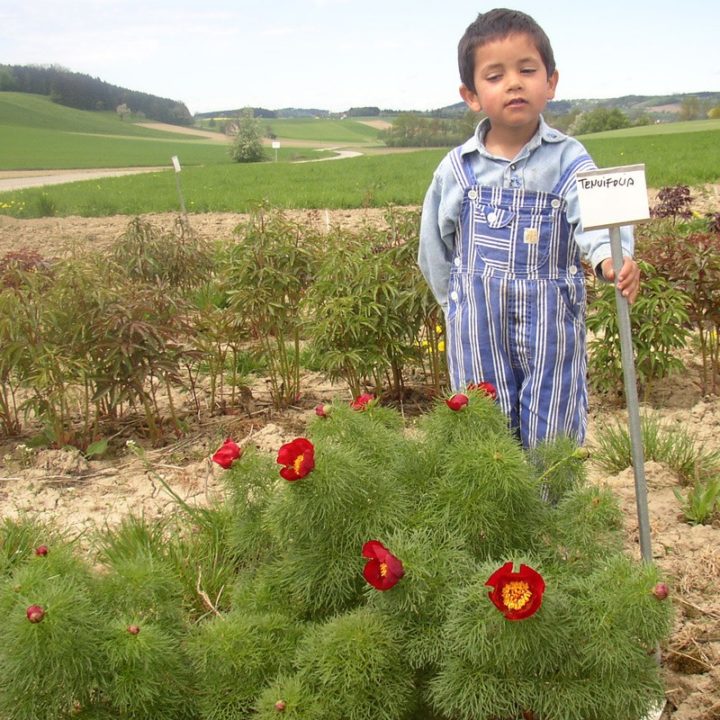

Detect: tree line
0,64,192,125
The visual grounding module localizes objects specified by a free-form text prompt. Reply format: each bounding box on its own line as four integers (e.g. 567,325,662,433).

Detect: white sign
576,164,649,230
171,155,181,173
271,141,281,150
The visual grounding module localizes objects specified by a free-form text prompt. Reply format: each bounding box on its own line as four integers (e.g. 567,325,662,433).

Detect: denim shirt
418,116,635,308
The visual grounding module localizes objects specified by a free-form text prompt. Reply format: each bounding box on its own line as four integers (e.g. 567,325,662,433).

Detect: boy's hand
600,256,640,304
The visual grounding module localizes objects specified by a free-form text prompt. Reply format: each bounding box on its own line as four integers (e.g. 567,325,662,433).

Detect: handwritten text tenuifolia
578,175,636,189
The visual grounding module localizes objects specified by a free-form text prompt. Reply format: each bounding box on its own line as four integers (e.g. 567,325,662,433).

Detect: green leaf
85,438,109,458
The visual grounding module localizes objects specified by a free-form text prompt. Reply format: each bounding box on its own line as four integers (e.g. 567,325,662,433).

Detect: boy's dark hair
458,8,556,91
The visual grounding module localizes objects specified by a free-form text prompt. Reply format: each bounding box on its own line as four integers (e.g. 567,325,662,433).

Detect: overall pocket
471,201,559,273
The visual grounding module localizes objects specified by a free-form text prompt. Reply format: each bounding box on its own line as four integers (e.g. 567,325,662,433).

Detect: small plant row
0,392,673,720
592,412,720,525
1,188,717,453
0,208,445,449
587,186,720,398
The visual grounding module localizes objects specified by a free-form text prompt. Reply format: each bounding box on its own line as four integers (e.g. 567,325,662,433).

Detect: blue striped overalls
445,148,592,448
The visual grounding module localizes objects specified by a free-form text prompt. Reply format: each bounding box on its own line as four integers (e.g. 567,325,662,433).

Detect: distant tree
380,112,477,147
568,107,630,135
679,96,701,121
708,106,720,119
631,112,653,127
1,64,192,125
458,109,481,138
347,106,380,117
543,108,580,134
229,108,266,163
116,103,130,121
0,66,16,91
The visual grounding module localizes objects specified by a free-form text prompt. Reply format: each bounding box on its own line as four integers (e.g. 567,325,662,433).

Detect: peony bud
315,403,330,418
275,700,287,712
573,447,590,460
446,393,469,411
212,437,242,469
468,381,497,399
652,582,669,600
351,393,374,410
35,545,49,557
127,624,141,635
26,604,45,623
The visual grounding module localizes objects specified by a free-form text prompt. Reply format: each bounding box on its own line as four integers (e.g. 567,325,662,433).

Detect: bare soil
0,206,718,720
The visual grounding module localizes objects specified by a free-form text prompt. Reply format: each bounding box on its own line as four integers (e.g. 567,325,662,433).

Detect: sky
2,0,718,115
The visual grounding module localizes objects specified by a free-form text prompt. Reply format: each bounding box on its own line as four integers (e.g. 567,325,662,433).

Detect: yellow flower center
293,454,304,474
501,580,532,610
379,562,389,577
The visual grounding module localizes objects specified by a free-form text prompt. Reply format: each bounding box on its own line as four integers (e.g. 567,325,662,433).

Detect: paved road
0,167,169,193
0,149,361,192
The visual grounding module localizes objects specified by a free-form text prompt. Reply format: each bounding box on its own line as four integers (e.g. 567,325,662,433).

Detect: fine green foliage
592,412,720,484
186,611,302,720
0,395,673,719
0,516,62,576
429,556,666,720
291,607,416,720
93,553,187,631
0,543,103,720
95,620,196,720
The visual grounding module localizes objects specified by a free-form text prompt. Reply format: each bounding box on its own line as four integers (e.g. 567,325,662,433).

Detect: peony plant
0,390,672,720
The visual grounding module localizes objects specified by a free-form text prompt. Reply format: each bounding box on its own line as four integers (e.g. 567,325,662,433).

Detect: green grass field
197,115,384,144
0,91,718,218
265,118,382,144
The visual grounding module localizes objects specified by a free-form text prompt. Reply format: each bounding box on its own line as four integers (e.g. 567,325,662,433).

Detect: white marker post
171,155,186,214
272,141,281,162
576,164,653,563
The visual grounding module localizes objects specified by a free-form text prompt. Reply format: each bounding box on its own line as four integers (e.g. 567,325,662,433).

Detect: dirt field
0,206,718,720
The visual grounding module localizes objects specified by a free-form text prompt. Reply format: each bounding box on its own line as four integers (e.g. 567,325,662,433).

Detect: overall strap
551,153,595,198
449,146,478,188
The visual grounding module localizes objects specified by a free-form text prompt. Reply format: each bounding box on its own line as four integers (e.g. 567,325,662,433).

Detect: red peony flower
315,403,330,418
485,562,545,620
362,540,404,591
35,545,49,557
26,604,45,623
351,393,374,410
652,582,669,600
127,624,141,635
446,393,469,411
277,437,315,481
468,381,497,400
212,437,242,469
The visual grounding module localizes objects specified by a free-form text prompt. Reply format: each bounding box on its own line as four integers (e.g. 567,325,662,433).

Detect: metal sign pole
609,226,653,563
171,155,186,215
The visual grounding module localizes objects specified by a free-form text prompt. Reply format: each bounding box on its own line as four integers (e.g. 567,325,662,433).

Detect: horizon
2,1,719,115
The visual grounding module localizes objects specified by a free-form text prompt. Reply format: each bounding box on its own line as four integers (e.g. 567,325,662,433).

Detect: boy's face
460,32,558,133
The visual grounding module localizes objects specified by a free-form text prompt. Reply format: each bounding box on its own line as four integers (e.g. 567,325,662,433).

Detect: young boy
418,8,640,449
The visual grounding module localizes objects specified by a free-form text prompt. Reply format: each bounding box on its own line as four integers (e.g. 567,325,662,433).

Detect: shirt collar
459,115,566,159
